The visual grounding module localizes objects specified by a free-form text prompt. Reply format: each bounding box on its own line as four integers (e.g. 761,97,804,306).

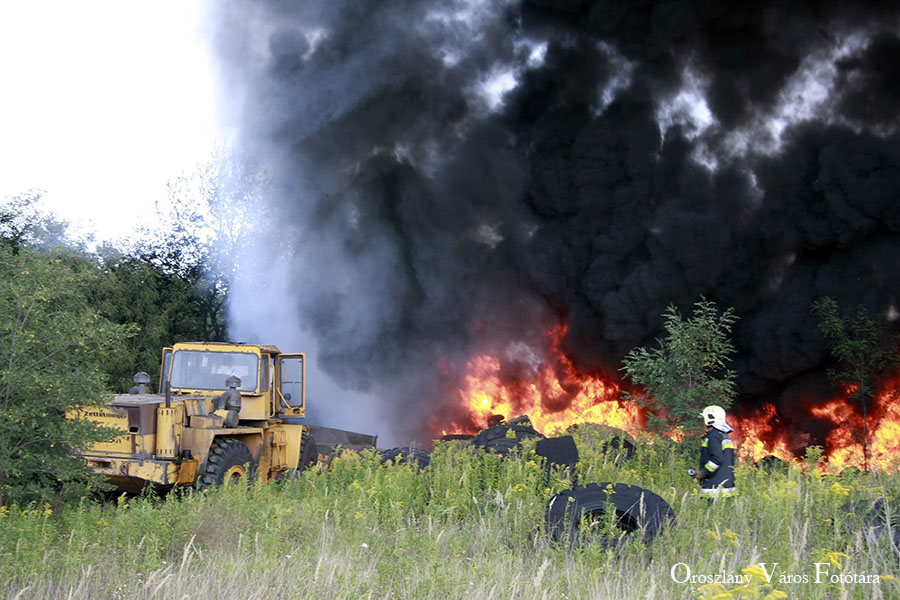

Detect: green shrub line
1,432,898,599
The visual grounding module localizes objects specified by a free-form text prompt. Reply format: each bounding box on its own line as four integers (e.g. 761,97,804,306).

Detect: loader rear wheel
197,438,254,491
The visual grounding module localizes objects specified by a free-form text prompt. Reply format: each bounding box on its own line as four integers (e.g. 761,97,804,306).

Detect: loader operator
695,405,737,499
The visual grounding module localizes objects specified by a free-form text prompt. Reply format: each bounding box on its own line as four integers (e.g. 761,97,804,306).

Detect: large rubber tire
546,482,674,548
754,455,788,471
480,437,522,456
299,431,318,471
197,438,254,491
379,447,431,469
840,498,900,555
535,436,580,484
566,423,636,462
274,432,319,482
841,497,891,527
470,418,544,455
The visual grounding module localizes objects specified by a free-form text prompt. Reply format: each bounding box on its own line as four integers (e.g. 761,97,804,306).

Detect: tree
0,190,81,256
812,297,900,471
141,148,271,342
620,298,738,437
89,248,208,392
0,245,136,506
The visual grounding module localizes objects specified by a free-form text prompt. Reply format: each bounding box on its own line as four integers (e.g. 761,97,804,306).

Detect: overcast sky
0,1,223,242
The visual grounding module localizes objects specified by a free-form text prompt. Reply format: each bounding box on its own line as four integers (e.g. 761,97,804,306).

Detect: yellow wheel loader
67,342,376,493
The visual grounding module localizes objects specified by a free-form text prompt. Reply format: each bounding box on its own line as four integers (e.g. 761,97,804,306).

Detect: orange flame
809,382,900,471
443,322,900,471
447,325,641,437
731,403,793,463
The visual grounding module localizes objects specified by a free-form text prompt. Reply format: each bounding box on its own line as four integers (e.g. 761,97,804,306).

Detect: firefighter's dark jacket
699,426,736,495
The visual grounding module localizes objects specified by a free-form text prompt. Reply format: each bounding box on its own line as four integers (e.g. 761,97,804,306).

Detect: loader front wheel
197,438,254,491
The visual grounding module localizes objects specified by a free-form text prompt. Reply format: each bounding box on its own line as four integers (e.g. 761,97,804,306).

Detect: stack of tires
468,416,544,455
378,446,431,470
464,416,675,549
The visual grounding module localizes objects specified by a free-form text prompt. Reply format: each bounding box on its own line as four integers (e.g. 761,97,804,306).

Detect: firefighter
695,405,737,499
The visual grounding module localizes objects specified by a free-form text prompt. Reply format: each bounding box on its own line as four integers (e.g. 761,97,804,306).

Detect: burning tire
439,433,474,444
545,482,674,548
566,423,636,462
470,416,544,455
754,455,788,471
197,438,255,490
480,437,523,456
379,447,431,469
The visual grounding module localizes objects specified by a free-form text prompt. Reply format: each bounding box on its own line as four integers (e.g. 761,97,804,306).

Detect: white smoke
226,242,400,445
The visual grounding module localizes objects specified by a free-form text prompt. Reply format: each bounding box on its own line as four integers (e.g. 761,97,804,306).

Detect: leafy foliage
0,151,270,503
620,298,738,436
90,248,209,392
140,149,271,342
812,297,900,471
0,246,136,506
0,191,83,255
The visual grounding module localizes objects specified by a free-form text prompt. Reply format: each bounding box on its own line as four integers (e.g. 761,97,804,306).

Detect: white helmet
700,405,728,430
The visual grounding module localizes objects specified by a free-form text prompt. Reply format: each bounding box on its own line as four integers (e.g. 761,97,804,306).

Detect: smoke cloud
213,0,900,447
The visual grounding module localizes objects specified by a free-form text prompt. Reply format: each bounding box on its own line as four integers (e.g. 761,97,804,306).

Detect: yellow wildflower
697,582,727,599
727,587,752,595
829,482,851,496
723,530,740,547
742,565,767,582
824,551,850,569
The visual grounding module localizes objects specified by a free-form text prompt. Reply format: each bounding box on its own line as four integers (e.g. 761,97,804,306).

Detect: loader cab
159,342,306,419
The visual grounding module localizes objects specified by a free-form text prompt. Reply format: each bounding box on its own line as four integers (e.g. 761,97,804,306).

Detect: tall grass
1,432,898,599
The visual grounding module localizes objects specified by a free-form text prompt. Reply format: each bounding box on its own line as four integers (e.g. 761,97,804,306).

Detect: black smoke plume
213,0,900,447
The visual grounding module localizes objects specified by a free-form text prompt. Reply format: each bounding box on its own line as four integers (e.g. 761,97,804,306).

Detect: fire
443,322,900,472
729,386,900,470
732,403,793,464
809,385,900,471
448,325,642,437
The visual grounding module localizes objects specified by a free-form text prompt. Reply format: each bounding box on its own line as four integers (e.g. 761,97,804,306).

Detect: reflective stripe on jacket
699,427,736,495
